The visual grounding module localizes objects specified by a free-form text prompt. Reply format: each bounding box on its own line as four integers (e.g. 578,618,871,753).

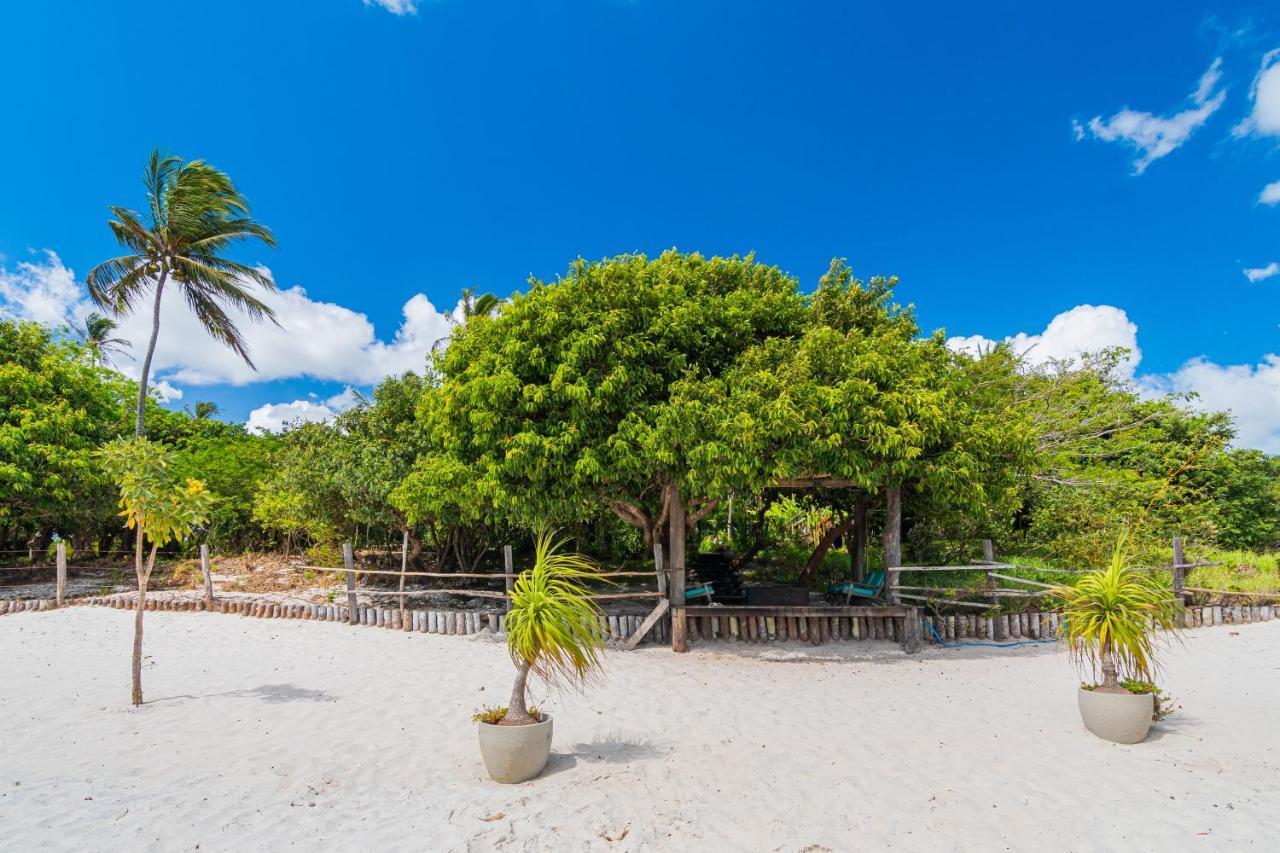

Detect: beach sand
1,607,1276,852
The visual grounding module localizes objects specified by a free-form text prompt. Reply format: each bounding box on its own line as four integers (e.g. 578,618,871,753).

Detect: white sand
1,609,1277,852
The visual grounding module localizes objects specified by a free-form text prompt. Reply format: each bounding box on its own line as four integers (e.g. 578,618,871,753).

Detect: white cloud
364,0,417,14
0,252,457,388
151,380,184,403
1142,356,1280,454
1233,49,1280,137
0,250,90,327
947,304,1141,377
1076,58,1226,174
1244,262,1280,282
246,388,360,435
1258,180,1280,205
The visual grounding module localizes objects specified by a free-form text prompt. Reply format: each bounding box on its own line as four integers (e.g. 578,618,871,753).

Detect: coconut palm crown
1054,534,1181,690
86,149,276,437
502,530,609,724
78,312,130,367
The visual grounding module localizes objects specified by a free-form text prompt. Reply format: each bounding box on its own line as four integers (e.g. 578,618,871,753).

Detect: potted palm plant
1055,536,1181,744
475,530,608,783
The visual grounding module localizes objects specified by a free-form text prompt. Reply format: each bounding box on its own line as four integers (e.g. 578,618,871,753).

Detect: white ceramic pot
1077,687,1153,744
477,714,553,783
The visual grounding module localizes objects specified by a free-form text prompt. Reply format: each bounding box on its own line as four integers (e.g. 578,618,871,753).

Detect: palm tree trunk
505,659,534,724
134,271,168,438
1100,641,1119,691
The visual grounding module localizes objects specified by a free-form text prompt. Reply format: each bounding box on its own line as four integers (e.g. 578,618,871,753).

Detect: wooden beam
343,542,358,626
624,599,670,650
200,543,214,608
668,482,688,653
682,605,915,618
883,485,902,603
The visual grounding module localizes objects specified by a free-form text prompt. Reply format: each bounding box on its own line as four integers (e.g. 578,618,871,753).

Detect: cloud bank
0,251,455,392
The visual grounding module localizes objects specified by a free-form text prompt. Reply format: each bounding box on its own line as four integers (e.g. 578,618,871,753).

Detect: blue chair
827,570,885,602
685,582,714,604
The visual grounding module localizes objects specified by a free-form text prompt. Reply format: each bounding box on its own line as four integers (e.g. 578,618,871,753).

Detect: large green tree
0,321,129,552
399,251,808,549
86,150,276,438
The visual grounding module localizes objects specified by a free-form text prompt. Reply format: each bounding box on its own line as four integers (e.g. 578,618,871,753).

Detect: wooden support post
653,543,667,597
668,482,688,653
343,542,358,626
852,499,868,584
1172,535,1186,598
982,540,1006,640
883,486,902,603
55,542,66,607
398,529,409,624
200,543,214,608
503,545,514,613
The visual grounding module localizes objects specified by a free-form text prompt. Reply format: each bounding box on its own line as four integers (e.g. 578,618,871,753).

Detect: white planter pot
1077,687,1153,744
477,714,553,783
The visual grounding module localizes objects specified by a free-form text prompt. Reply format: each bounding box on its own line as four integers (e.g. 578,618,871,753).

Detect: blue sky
1,1,1279,447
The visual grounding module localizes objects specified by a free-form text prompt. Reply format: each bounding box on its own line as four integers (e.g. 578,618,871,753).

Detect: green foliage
46,540,74,563
417,250,808,537
98,438,213,550
505,531,608,716
1055,536,1181,689
0,320,129,544
471,705,542,725
1186,550,1280,597
173,433,274,549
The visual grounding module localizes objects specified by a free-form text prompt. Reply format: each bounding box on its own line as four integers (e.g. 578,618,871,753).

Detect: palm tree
86,150,276,438
191,401,219,420
432,286,500,351
502,530,608,724
77,312,130,367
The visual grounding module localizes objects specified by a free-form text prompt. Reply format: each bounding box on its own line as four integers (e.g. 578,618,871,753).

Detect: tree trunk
799,513,857,584
504,659,534,724
134,270,168,438
1100,642,1119,691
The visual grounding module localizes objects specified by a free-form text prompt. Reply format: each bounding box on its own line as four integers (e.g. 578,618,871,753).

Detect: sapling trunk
504,659,534,725
1100,641,1119,691
131,537,159,706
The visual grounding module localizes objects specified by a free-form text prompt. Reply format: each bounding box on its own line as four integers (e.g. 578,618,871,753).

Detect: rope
924,619,1060,649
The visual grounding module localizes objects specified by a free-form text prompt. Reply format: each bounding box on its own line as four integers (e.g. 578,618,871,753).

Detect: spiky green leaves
505,530,608,690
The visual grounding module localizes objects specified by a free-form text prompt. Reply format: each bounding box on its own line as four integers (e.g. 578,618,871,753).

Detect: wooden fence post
883,486,901,604
343,542,358,626
653,543,666,596
55,542,66,607
503,545,514,613
200,544,214,608
1172,535,1185,597
981,538,1006,640
398,529,409,624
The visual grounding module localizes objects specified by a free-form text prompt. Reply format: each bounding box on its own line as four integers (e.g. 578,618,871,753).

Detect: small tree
501,530,608,725
100,438,212,705
1055,535,1181,691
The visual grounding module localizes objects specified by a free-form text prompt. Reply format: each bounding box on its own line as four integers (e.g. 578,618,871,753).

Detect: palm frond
179,285,255,368
505,529,609,691
1055,535,1182,684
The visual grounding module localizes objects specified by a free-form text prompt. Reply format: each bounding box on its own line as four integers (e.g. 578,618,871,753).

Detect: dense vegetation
3,251,1277,593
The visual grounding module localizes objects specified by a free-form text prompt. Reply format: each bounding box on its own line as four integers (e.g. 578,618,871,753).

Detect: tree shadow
569,734,662,764
148,683,337,705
